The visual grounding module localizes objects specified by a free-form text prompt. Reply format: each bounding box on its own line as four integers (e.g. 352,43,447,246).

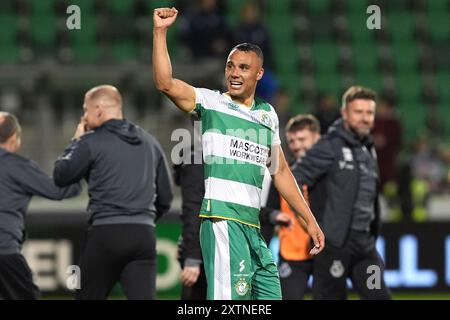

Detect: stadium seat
267,0,291,14
387,12,415,41
307,0,330,15
109,0,134,15
436,71,450,103
111,42,138,63
315,71,343,98
267,13,295,42
312,41,339,73
395,72,423,103
391,42,420,72
397,103,427,143
70,16,99,63
428,0,449,13
352,40,378,73
71,43,101,64
71,16,97,45
354,73,382,93
0,0,15,13
427,12,450,42
29,0,54,14
30,12,57,53
437,102,450,138
0,14,19,63
278,73,303,111
273,42,299,74
347,0,370,13
148,0,175,10
347,12,373,42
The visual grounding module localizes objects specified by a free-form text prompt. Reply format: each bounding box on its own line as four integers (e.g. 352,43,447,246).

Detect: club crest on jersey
342,147,353,161
235,278,250,296
330,260,345,278
261,113,273,128
251,110,273,129
278,262,292,278
228,102,239,111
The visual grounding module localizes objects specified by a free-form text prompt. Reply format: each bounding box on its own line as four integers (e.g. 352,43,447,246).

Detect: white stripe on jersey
212,220,231,300
205,177,262,209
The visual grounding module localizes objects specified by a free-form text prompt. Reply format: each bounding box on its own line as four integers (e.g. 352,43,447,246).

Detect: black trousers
313,230,391,300
278,256,313,300
0,254,40,300
75,224,156,300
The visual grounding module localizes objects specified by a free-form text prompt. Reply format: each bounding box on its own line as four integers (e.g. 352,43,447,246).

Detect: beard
349,123,372,139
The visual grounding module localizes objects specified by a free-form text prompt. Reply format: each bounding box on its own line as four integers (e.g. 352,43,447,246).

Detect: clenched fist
153,7,178,29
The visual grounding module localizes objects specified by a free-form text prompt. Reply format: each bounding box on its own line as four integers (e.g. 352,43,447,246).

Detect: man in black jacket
292,86,391,300
0,112,81,300
54,85,173,300
174,141,207,300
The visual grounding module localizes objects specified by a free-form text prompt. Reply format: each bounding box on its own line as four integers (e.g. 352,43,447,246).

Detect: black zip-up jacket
53,119,173,226
0,148,81,254
292,118,381,248
174,152,204,267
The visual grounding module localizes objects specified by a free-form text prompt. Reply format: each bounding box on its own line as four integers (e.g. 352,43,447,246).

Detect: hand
73,117,87,140
275,212,293,230
153,7,178,29
180,265,200,287
306,221,325,255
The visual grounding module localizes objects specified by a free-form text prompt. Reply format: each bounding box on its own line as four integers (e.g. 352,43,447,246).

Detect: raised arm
271,145,325,255
152,7,196,113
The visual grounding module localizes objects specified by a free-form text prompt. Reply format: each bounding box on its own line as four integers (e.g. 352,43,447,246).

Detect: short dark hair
285,114,320,134
0,112,21,144
232,43,264,64
341,86,377,109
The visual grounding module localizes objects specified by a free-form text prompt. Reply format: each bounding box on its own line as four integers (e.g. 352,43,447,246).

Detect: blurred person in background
233,1,279,105
178,0,231,60
0,112,81,300
372,97,403,189
372,97,403,221
293,86,391,300
261,114,321,299
53,85,173,300
173,127,207,299
407,136,447,222
272,88,294,151
313,93,340,135
233,1,273,68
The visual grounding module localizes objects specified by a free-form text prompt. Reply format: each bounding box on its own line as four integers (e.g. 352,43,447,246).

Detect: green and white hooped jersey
191,88,281,228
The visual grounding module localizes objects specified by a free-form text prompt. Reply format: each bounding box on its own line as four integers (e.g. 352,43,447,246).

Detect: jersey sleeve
190,87,208,118
271,109,281,146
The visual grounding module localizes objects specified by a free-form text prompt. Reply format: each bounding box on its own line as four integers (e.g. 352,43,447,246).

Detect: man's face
286,129,320,159
83,96,101,129
225,49,263,101
342,99,376,138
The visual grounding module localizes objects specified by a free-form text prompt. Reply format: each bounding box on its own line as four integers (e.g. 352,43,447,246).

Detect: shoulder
3,152,31,166
78,130,96,144
254,97,279,130
2,152,40,173
140,129,164,154
194,87,222,101
254,96,274,113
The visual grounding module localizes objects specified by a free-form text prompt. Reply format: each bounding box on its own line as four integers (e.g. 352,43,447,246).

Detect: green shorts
200,218,281,300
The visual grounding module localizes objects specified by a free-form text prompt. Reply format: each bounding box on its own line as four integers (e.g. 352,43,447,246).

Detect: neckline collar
222,92,255,110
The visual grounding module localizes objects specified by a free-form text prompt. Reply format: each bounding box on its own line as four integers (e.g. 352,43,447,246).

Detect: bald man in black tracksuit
0,112,81,300
54,85,173,300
